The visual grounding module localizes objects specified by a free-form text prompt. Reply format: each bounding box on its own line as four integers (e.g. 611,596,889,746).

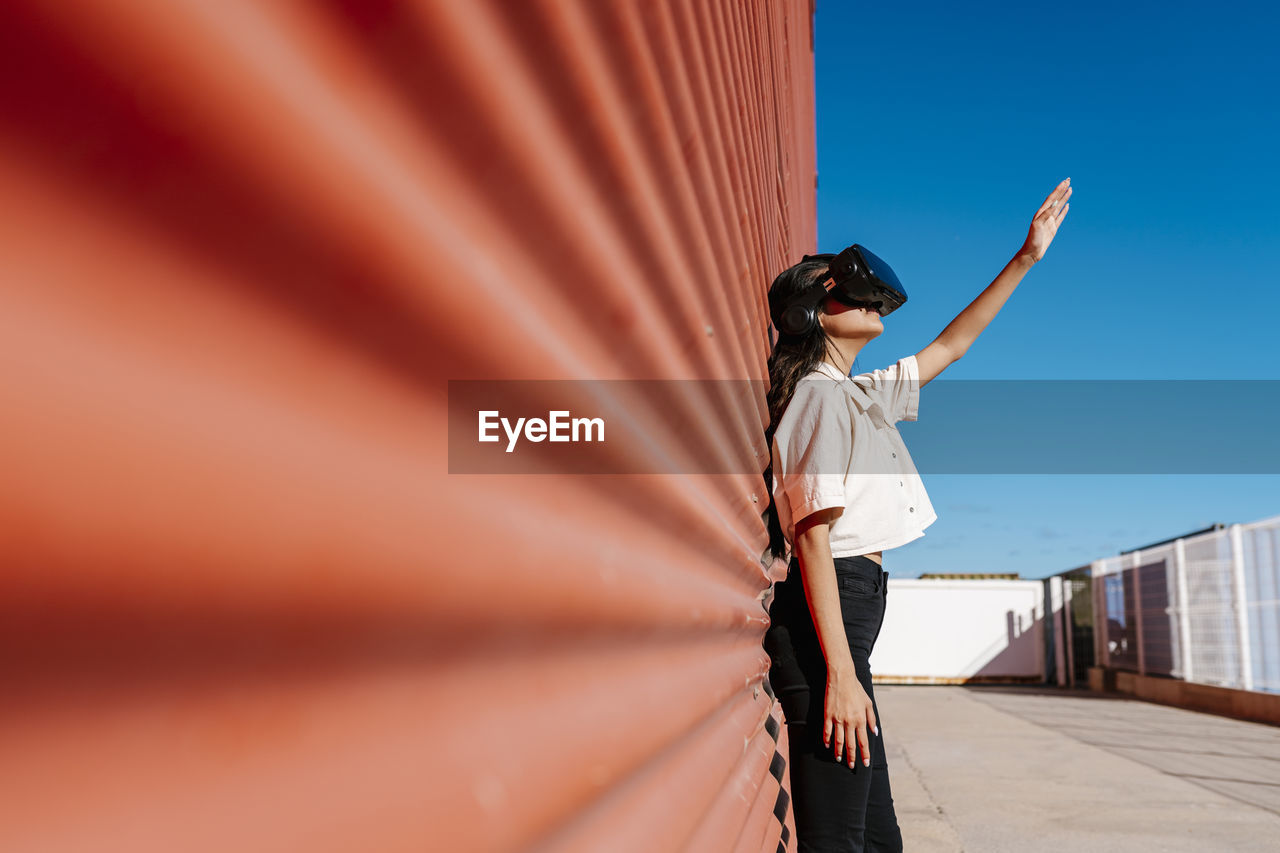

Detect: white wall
870,579,1046,681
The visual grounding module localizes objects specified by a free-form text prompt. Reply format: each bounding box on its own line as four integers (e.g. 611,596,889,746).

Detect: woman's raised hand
823,669,878,769
1020,178,1072,264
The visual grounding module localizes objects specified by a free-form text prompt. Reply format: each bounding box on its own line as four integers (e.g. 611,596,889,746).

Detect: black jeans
763,555,903,852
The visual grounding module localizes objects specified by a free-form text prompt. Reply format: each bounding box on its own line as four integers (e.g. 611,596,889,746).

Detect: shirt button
892,452,897,458
899,481,904,487
909,506,915,512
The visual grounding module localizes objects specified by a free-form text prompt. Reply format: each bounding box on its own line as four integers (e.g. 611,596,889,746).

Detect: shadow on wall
873,581,1047,682
960,609,1042,678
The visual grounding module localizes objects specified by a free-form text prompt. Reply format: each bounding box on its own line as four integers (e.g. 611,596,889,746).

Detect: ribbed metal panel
0,1,816,850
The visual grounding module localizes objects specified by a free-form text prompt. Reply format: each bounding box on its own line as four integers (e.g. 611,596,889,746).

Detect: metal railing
1093,514,1280,694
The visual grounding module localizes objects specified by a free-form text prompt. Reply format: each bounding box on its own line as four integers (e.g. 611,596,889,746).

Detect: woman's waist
786,552,883,584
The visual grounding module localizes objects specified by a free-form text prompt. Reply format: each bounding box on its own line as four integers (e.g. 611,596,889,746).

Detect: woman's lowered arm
793,507,877,769
915,178,1073,387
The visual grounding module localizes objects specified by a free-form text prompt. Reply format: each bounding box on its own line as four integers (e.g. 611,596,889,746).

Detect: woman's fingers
831,717,871,767
1021,180,1073,263
856,719,871,767
1029,175,1070,213
1043,199,1071,232
1035,184,1072,221
828,700,877,767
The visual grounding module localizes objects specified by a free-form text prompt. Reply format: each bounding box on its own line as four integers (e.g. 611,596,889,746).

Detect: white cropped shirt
770,354,938,558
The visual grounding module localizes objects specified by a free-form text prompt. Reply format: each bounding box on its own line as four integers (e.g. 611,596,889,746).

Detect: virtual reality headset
774,243,908,337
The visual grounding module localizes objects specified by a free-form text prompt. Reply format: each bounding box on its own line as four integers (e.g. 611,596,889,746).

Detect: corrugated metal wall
0,1,817,850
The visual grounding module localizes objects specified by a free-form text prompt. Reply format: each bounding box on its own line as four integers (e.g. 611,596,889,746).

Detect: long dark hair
762,254,855,563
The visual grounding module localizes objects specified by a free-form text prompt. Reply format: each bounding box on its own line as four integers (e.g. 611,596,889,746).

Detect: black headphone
773,244,908,337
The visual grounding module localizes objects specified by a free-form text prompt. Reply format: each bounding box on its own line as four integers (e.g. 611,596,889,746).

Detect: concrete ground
874,684,1280,852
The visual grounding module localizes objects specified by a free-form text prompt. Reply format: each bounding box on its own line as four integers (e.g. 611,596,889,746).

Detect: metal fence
1048,567,1095,688
1093,514,1280,694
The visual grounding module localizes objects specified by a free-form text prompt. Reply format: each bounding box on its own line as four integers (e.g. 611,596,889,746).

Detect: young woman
762,179,1072,851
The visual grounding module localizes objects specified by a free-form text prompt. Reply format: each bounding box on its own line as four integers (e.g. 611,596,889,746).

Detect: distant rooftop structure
1118,523,1225,554
917,572,1021,580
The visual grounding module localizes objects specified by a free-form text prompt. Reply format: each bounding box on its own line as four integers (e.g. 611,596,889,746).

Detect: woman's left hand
1019,178,1072,264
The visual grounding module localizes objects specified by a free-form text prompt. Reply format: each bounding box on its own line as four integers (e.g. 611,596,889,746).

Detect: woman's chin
825,316,883,340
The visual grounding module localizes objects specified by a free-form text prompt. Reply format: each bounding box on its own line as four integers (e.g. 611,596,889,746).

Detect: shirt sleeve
773,378,853,524
849,354,920,424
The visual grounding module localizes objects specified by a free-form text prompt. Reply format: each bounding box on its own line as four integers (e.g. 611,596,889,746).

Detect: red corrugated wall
0,1,817,850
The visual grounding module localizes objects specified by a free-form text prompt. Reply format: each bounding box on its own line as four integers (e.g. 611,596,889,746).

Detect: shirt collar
811,361,893,430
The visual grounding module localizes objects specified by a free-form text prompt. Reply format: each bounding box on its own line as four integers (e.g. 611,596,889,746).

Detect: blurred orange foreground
0,1,818,851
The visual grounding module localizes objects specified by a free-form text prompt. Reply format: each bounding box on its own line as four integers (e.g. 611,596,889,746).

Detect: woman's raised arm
916,178,1073,386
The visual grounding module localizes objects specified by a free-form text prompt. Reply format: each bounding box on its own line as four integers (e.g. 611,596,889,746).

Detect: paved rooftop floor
874,684,1280,852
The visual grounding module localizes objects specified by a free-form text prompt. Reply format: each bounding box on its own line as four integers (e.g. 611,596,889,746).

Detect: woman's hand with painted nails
1019,178,1072,264
823,670,878,769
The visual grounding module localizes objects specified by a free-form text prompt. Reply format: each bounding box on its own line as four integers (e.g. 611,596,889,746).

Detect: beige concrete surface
873,684,1280,852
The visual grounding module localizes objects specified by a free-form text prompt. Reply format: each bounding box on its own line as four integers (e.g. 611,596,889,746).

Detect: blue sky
813,0,1280,578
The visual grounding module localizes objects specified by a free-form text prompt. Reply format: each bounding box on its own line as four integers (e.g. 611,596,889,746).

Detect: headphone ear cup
780,304,816,336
